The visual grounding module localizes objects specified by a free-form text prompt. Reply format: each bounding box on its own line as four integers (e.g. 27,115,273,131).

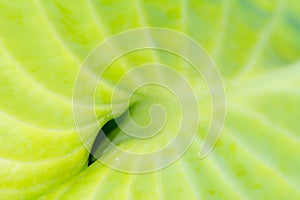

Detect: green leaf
0,0,300,199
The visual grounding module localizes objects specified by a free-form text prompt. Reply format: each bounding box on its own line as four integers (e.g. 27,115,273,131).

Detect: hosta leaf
0,0,299,199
